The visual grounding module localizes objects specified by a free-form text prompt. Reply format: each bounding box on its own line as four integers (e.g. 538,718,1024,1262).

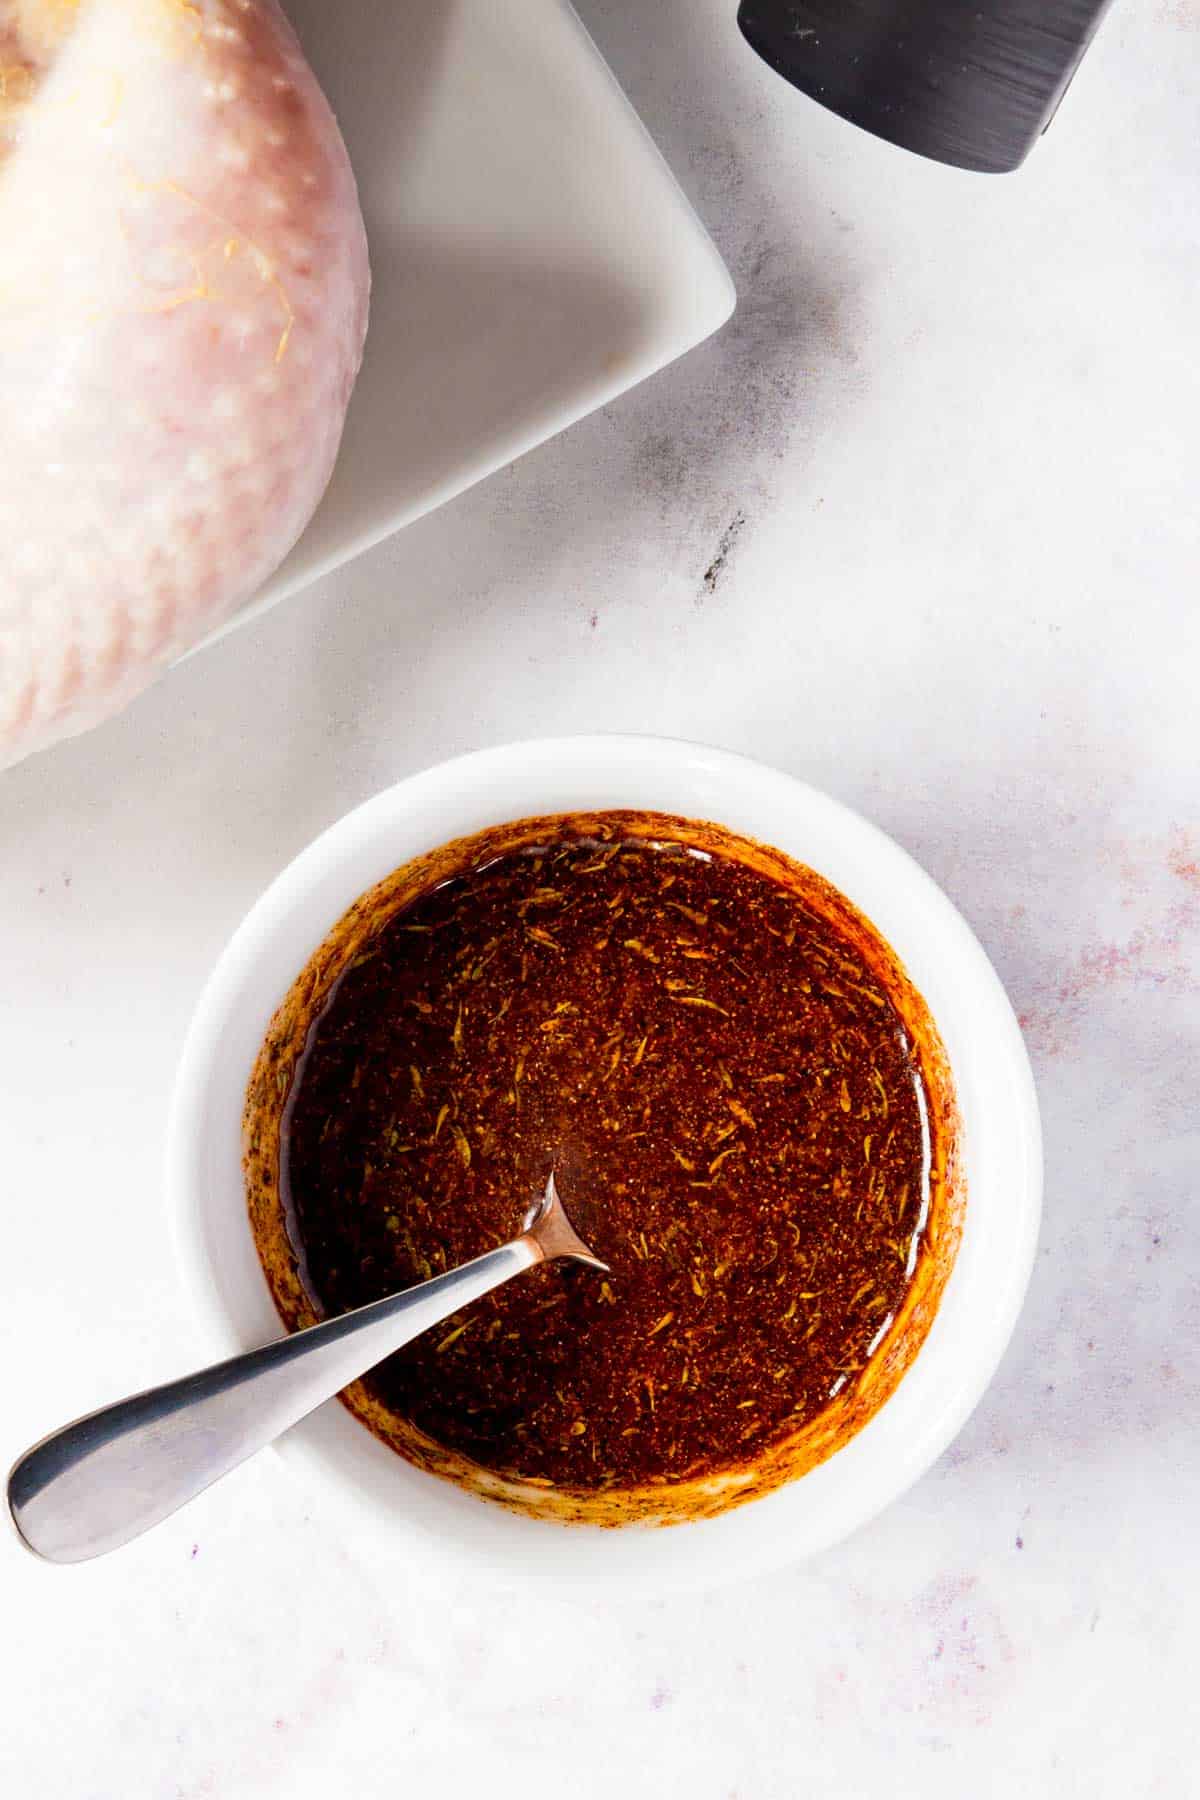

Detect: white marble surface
2,2,1198,1794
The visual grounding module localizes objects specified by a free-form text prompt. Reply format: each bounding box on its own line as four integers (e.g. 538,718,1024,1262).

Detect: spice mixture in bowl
171,737,1040,1584
244,809,964,1525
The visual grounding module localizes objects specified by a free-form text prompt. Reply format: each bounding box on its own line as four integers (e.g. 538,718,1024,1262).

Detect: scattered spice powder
268,817,946,1497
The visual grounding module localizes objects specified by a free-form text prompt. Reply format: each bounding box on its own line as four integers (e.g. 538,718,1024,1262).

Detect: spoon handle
7,1234,540,1565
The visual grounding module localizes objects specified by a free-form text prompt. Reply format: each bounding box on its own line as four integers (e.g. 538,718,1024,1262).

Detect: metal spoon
7,1174,605,1565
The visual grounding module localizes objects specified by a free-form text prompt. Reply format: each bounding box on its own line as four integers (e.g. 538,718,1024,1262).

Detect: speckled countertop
2,2,1198,1794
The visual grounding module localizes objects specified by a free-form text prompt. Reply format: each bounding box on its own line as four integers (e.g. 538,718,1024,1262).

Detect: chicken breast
0,0,369,767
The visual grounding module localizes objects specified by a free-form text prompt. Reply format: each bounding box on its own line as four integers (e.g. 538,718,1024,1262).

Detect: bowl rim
167,734,1042,1591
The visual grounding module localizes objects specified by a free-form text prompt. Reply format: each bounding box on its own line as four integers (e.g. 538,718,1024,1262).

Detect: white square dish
203,0,735,647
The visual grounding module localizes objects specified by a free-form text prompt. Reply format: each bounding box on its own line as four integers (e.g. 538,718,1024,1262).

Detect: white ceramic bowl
168,737,1041,1590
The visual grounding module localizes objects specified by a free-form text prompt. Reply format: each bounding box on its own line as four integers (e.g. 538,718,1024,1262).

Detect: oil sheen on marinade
281,832,932,1490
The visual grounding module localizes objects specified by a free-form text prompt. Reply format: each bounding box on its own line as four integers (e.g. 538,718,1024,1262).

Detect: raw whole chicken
0,0,369,768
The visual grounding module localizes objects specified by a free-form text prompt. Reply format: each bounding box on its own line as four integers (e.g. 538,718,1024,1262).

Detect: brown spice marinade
274,819,940,1494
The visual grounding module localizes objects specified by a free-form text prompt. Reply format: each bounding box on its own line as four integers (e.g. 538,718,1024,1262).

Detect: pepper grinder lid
737,0,1116,174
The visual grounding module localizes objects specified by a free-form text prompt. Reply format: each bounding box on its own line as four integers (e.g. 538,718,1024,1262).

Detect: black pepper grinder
737,0,1117,173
